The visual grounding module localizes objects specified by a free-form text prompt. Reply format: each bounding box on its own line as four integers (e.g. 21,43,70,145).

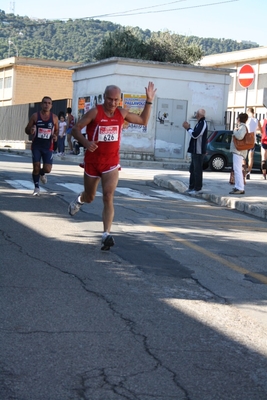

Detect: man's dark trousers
189,153,204,191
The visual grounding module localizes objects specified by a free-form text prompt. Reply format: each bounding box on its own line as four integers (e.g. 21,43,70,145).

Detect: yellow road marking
151,224,267,285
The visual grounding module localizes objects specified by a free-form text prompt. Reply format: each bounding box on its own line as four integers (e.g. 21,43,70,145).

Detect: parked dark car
203,130,262,171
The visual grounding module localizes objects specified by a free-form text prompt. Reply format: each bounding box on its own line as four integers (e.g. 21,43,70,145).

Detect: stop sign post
238,64,255,111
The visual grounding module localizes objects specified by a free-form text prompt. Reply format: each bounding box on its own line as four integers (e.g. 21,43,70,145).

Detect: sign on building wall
78,95,104,120
78,92,147,133
122,94,147,133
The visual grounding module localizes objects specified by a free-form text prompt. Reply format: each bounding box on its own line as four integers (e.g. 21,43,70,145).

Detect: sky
3,0,266,46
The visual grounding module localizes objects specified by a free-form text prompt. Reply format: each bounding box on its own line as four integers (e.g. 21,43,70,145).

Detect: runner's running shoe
101,234,115,251
68,195,83,216
33,187,40,196
40,174,47,184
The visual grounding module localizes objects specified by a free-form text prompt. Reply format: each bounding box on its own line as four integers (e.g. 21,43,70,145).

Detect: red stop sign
238,64,255,88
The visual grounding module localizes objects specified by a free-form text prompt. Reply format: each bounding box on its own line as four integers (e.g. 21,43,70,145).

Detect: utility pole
9,1,15,14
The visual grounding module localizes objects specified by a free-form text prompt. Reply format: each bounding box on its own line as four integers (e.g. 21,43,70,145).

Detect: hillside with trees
0,10,259,64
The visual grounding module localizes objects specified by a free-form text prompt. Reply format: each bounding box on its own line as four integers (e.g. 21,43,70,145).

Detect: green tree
95,28,203,64
0,10,259,63
94,28,149,60
147,31,203,64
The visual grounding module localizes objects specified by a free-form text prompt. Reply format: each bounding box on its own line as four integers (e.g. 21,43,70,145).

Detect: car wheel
210,155,226,171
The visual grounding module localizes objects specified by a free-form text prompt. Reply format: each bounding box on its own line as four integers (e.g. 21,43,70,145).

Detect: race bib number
98,126,119,142
37,128,52,139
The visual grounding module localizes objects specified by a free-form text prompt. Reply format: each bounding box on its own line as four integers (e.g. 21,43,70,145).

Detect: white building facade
71,57,232,162
199,47,267,129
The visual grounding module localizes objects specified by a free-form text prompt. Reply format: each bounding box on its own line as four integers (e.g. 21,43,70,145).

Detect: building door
155,98,188,159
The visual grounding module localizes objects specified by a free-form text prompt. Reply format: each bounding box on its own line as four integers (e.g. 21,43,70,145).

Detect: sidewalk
153,170,267,220
1,148,266,220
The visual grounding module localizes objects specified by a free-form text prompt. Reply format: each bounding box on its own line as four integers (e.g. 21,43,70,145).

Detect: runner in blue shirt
25,96,59,196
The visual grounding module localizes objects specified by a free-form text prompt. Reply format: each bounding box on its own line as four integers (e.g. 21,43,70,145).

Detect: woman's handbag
232,127,254,151
229,170,235,185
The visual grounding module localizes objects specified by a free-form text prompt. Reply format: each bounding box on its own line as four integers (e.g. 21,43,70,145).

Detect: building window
258,74,267,89
4,76,12,88
0,78,3,89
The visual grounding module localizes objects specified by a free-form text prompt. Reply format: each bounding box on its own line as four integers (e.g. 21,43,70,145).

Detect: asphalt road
1,153,267,400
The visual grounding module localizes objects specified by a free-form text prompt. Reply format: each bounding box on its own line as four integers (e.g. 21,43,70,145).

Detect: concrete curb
153,175,267,220
202,193,267,219
153,176,187,192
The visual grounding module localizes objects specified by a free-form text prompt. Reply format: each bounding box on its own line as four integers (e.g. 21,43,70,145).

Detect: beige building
0,57,78,106
199,46,267,128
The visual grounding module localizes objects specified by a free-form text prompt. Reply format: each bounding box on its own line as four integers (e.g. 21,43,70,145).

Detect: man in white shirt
246,107,261,179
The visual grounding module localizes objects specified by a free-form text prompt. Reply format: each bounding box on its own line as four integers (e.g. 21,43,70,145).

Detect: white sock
78,195,84,204
102,232,109,239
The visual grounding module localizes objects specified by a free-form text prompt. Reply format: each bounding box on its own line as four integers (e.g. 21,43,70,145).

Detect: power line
2,0,239,26
82,0,186,19
75,0,239,20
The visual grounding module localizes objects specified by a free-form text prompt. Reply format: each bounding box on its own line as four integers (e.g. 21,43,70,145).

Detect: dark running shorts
32,148,53,165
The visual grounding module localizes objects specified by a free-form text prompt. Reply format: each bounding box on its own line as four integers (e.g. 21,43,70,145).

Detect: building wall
13,65,74,105
71,58,231,161
0,57,78,107
199,47,267,128
226,60,266,112
73,62,230,125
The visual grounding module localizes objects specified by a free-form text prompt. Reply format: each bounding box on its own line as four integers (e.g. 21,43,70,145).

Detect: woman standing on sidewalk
229,113,248,195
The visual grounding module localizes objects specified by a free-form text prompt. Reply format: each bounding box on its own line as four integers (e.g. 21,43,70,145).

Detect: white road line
152,190,205,202
5,180,47,192
4,179,205,203
57,183,102,196
1,154,22,158
116,187,159,200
